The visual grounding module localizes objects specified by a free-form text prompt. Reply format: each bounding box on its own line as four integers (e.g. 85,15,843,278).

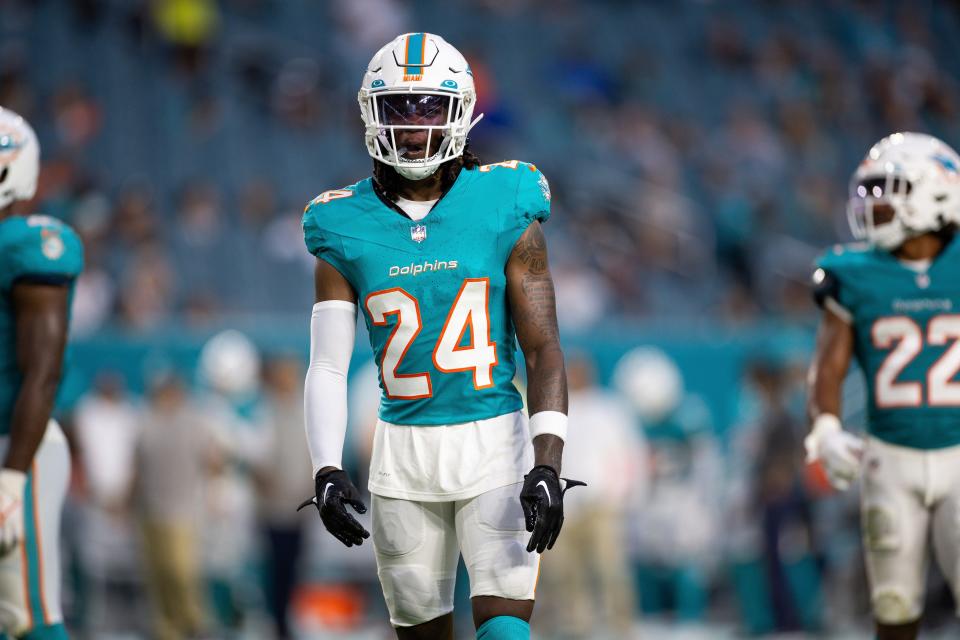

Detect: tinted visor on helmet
377,94,451,126
856,176,912,199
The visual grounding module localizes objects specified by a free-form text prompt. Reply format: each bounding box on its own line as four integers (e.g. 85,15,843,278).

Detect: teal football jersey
302,161,550,426
816,239,960,449
0,215,83,435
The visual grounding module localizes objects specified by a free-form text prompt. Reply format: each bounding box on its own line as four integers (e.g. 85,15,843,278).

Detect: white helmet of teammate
847,132,960,250
199,330,261,397
0,107,39,210
612,346,683,424
358,33,483,181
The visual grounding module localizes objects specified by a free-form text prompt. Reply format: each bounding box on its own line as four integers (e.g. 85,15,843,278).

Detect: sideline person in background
252,356,312,640
132,371,218,640
535,353,643,638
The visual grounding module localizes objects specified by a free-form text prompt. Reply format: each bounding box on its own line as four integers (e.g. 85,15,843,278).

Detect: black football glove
519,465,586,553
297,469,370,547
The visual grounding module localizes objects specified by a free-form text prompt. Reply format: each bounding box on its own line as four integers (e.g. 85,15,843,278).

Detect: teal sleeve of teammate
0,216,83,291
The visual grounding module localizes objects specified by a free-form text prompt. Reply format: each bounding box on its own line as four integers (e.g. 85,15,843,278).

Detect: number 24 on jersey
365,278,498,399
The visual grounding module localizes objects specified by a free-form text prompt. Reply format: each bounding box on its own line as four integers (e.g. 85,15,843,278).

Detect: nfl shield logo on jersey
410,224,427,243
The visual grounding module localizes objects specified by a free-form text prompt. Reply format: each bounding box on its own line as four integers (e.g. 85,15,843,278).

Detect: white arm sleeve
304,300,357,476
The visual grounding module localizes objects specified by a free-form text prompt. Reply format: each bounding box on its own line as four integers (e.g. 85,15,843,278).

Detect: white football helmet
612,347,683,424
0,107,39,210
199,330,261,397
847,132,960,250
358,32,483,181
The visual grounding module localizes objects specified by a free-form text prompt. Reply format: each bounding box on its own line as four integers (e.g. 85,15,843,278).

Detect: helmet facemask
847,173,915,250
359,89,477,181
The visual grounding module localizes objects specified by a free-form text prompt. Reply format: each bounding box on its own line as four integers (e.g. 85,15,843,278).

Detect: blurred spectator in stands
51,82,101,151
251,356,312,640
0,52,33,118
535,353,643,638
614,347,722,624
151,0,219,76
112,184,160,255
272,58,324,131
116,244,177,330
133,369,218,640
238,179,277,233
331,0,409,64
70,189,117,335
170,181,231,307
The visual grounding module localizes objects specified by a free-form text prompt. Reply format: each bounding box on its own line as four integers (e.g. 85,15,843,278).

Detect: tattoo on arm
514,226,548,275
508,222,567,415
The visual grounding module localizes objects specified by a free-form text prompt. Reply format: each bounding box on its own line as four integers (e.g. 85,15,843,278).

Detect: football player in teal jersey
0,107,83,639
806,132,960,640
298,34,581,640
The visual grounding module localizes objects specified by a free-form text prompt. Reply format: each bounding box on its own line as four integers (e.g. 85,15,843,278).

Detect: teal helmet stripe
405,32,426,77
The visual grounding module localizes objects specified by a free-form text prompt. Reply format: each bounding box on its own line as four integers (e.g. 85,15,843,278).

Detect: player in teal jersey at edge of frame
297,33,583,640
806,132,960,640
0,107,83,639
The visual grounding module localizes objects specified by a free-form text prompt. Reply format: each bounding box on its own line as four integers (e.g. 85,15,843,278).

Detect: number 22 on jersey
873,314,960,407
365,278,498,399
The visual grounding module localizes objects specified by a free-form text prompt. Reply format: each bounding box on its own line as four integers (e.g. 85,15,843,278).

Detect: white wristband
804,413,842,463
529,411,568,443
0,469,26,496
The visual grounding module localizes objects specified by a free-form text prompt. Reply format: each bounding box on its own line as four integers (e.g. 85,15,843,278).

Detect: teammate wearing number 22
806,132,960,640
298,33,582,640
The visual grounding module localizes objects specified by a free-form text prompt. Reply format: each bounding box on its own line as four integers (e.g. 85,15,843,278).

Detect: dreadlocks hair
373,142,482,202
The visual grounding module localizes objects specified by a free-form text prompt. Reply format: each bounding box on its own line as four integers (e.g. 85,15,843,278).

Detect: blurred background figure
251,355,312,640
614,347,722,626
133,369,218,640
726,356,824,635
195,330,262,634
70,372,143,634
73,372,139,512
535,353,645,640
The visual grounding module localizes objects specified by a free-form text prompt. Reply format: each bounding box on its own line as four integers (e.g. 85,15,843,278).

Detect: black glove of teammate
519,465,586,553
297,468,370,547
